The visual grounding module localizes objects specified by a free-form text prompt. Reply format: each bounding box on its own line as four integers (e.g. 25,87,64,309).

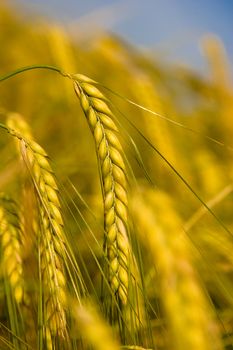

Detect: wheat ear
5,125,67,337
73,75,129,305
132,189,223,350
6,114,68,339
0,195,23,304
20,138,67,337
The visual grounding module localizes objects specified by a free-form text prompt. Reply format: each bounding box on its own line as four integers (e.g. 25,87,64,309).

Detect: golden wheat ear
3,121,67,341
0,193,34,348
20,137,67,338
132,188,224,350
0,194,23,304
73,76,130,306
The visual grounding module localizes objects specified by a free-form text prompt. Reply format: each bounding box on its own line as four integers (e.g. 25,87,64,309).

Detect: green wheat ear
73,75,130,305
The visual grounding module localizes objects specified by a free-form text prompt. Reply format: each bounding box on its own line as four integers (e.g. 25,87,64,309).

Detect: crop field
0,4,233,350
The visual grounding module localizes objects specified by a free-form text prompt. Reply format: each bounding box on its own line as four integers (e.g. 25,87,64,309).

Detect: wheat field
0,4,233,350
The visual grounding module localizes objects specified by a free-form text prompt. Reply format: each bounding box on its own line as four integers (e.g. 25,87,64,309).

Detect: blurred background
9,0,233,76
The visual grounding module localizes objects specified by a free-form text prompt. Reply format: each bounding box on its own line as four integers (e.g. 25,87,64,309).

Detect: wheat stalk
73,75,130,305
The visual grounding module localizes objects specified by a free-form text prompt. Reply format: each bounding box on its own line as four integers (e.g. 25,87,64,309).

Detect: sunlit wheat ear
5,120,68,339
18,138,67,338
73,76,130,305
0,195,23,304
7,124,67,336
38,207,67,338
132,188,223,350
0,191,39,348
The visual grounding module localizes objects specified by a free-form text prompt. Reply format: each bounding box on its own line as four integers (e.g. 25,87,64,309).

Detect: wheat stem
0,65,66,83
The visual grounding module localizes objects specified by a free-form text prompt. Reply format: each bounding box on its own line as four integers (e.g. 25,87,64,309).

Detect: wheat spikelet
132,188,223,350
73,75,129,305
0,195,23,304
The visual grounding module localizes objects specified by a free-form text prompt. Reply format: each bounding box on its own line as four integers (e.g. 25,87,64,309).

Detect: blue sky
14,0,233,74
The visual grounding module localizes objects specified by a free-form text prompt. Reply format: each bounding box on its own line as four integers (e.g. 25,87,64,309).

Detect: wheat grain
73,76,130,305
